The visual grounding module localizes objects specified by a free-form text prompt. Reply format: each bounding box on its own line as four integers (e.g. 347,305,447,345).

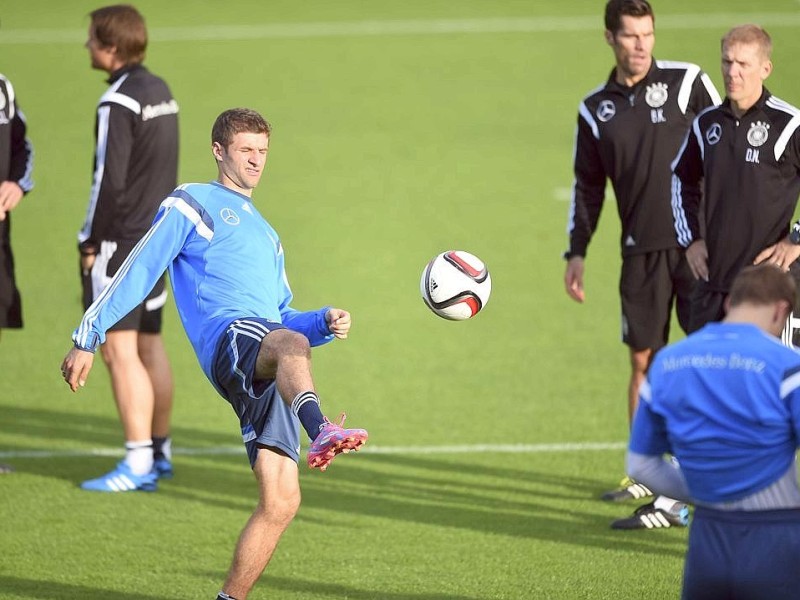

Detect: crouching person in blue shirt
626,263,800,600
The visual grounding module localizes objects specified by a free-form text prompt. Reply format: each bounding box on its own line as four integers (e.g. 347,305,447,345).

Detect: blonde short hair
721,24,772,60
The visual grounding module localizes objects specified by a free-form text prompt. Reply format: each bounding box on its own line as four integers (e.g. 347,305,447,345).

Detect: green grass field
2,1,800,598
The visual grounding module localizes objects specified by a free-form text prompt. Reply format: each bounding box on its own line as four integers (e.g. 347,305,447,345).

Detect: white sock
124,440,154,475
653,495,681,513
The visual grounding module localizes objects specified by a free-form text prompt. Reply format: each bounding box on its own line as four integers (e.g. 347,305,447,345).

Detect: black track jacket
0,74,33,192
672,88,800,291
78,64,178,248
566,59,720,259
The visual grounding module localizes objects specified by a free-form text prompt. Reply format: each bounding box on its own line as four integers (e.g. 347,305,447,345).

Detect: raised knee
278,330,310,359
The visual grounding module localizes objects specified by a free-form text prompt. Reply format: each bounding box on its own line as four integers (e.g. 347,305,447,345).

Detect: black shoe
611,501,689,530
601,476,653,502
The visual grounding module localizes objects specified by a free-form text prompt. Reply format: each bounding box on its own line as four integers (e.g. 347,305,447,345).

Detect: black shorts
81,239,167,333
0,215,22,328
619,248,694,351
687,282,727,334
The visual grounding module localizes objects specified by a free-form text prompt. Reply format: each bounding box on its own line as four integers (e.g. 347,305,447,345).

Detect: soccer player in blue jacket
61,108,368,600
627,264,800,599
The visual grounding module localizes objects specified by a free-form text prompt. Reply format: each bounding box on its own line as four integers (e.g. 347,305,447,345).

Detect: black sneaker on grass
601,476,653,502
611,501,689,530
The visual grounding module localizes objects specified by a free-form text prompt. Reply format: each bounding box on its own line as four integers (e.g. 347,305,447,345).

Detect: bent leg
221,447,301,599
231,321,367,471
253,329,314,401
253,330,326,440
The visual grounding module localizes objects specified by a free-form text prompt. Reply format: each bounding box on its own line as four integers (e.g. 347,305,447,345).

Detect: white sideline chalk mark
0,441,626,460
365,442,627,454
1,13,800,44
554,187,572,202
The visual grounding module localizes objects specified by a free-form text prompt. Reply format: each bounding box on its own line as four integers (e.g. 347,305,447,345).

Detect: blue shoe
153,457,173,479
80,461,158,492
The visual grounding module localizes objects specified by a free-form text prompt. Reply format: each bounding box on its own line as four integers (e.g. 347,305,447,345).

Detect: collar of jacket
718,86,771,119
106,63,146,85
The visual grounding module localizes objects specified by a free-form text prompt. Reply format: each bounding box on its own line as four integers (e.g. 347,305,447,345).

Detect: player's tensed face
721,41,772,109
606,15,655,85
213,131,270,197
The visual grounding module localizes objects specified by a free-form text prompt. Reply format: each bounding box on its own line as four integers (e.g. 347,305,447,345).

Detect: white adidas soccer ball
420,250,491,320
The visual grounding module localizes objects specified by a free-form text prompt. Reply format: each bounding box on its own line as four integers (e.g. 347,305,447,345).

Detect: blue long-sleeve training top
73,181,333,378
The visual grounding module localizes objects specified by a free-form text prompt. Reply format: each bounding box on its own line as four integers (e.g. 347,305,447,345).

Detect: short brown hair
721,24,772,60
89,4,147,65
605,0,654,34
211,108,272,149
728,264,796,311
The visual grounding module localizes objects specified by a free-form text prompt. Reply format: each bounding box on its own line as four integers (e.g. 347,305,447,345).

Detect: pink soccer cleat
307,413,368,471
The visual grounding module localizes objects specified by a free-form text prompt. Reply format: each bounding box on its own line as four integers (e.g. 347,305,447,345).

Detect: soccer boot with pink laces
307,413,368,471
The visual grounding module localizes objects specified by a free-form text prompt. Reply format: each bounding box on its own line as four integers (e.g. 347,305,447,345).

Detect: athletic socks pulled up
291,391,325,440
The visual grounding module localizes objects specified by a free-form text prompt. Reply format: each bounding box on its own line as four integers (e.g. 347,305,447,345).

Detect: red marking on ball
445,251,483,279
464,296,480,316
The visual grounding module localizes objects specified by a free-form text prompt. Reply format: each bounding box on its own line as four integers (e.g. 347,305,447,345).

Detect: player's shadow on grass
162,451,686,560
1,405,237,449
0,405,241,485
1,405,129,448
0,575,164,600
362,451,606,500
264,575,482,600
317,453,685,557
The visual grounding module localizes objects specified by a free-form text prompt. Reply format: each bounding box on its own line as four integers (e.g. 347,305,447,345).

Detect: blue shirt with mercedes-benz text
629,322,800,504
